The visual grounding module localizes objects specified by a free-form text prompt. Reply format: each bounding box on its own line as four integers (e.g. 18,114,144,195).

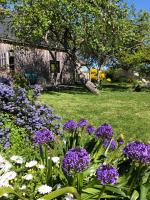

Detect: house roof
0,18,65,51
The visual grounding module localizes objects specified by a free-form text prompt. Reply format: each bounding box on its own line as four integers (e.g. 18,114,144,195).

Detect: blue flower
86,125,95,134
62,147,90,176
103,139,117,151
96,164,119,185
77,119,89,127
63,120,77,131
95,123,113,139
123,141,150,163
34,129,55,144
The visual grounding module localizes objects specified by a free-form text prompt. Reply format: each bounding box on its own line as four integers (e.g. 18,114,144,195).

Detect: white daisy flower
23,174,33,180
56,183,62,189
65,193,74,200
0,155,5,163
25,160,37,168
0,179,10,187
38,184,52,194
1,171,17,181
10,155,24,164
51,157,60,164
37,164,45,169
19,185,26,190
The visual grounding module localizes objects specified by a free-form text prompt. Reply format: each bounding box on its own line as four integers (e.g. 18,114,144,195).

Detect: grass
38,83,150,142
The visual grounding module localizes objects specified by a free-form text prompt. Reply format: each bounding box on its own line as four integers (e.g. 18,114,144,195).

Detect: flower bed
0,80,150,199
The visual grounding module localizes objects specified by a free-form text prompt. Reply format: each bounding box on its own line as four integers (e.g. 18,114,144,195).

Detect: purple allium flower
96,164,119,185
62,147,90,176
123,141,150,164
117,134,124,145
77,119,89,127
34,128,55,144
103,139,117,151
117,138,124,145
95,123,113,139
63,120,77,131
86,125,95,134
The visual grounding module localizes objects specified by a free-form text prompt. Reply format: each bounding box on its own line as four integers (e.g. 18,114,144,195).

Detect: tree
8,0,134,93
115,11,150,74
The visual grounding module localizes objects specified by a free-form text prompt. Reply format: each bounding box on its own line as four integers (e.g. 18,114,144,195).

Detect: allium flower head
96,164,119,185
62,147,90,176
34,128,55,144
86,125,95,134
95,123,113,139
63,120,77,131
123,141,150,163
103,139,117,151
77,119,88,127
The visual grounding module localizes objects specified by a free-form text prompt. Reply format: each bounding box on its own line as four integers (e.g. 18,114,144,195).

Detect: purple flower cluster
32,84,43,99
0,76,12,86
103,139,117,151
0,127,10,148
123,141,150,163
0,83,61,135
86,125,95,134
77,119,89,127
15,87,29,105
0,83,14,100
63,120,77,131
95,123,113,139
34,128,55,144
96,164,119,185
62,147,90,175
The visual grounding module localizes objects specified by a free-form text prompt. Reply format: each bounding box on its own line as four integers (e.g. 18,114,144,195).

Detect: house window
9,50,15,71
0,53,6,68
50,60,60,74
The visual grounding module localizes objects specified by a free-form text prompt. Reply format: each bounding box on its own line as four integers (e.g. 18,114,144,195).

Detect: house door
9,50,15,71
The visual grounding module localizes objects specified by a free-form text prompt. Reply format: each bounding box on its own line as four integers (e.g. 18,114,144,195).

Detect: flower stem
97,186,105,200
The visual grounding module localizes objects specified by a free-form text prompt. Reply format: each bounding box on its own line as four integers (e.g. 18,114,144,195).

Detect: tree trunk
76,62,100,95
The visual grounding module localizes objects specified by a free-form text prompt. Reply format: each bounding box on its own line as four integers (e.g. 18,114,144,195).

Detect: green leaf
130,190,139,200
42,187,80,200
140,183,150,200
0,187,27,200
94,185,128,197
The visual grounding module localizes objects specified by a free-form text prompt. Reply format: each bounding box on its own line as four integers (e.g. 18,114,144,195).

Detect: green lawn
38,86,150,142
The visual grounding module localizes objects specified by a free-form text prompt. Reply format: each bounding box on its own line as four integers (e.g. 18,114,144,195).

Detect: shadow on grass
43,84,92,95
102,83,131,91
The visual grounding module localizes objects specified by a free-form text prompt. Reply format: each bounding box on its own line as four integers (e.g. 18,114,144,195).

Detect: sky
125,0,150,12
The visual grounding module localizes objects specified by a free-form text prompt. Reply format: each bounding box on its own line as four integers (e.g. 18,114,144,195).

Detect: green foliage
12,73,30,91
10,0,138,69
